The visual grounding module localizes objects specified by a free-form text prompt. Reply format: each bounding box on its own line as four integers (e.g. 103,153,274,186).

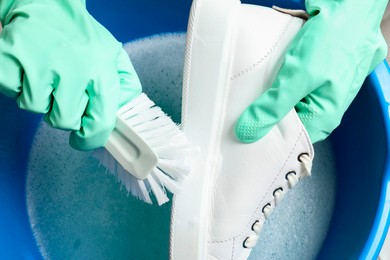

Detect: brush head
105,116,159,180
94,93,193,205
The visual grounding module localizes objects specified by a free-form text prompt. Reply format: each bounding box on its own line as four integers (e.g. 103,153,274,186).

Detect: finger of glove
15,66,56,113
296,33,384,143
295,92,340,143
296,78,363,143
117,48,142,107
44,75,89,130
235,51,314,143
0,23,54,112
0,31,22,98
69,69,120,151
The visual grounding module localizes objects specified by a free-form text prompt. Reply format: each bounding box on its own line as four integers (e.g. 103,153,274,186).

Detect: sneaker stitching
181,0,198,128
169,196,177,259
231,237,235,259
230,16,295,81
242,129,305,233
208,128,305,244
209,238,234,244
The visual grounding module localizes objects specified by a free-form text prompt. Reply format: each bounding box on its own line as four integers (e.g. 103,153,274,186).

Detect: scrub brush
93,93,192,205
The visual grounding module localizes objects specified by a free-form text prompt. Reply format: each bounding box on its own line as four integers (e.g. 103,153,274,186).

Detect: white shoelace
243,153,313,249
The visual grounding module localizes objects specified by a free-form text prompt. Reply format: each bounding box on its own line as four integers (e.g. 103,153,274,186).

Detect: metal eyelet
285,171,296,180
273,187,283,196
298,153,309,162
243,237,249,248
262,203,271,213
251,220,259,231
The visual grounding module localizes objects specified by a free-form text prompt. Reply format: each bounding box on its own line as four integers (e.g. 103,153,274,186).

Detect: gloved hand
235,0,388,143
0,0,142,150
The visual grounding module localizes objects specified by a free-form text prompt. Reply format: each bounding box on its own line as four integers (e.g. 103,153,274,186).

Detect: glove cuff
0,0,16,25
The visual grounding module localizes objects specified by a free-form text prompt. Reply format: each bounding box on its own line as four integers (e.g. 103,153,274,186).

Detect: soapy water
26,33,336,259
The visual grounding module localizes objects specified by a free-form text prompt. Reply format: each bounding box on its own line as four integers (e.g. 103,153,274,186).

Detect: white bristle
135,179,153,204
123,106,164,127
139,123,179,142
151,168,180,194
154,146,192,160
121,99,155,120
147,176,170,206
132,117,171,133
117,93,154,115
94,93,193,205
157,159,191,180
93,148,154,204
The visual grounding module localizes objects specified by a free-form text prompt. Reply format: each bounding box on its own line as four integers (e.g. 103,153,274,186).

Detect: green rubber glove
235,0,388,143
0,0,142,150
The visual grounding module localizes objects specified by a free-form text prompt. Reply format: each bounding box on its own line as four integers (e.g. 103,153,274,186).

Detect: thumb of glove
0,29,22,99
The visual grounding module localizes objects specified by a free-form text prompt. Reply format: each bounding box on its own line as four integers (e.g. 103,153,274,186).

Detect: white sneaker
170,1,314,259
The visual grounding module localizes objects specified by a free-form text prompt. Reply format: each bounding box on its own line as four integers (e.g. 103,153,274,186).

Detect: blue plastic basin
0,0,389,259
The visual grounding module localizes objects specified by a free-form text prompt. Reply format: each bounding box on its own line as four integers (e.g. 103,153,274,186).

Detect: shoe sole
170,0,240,259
